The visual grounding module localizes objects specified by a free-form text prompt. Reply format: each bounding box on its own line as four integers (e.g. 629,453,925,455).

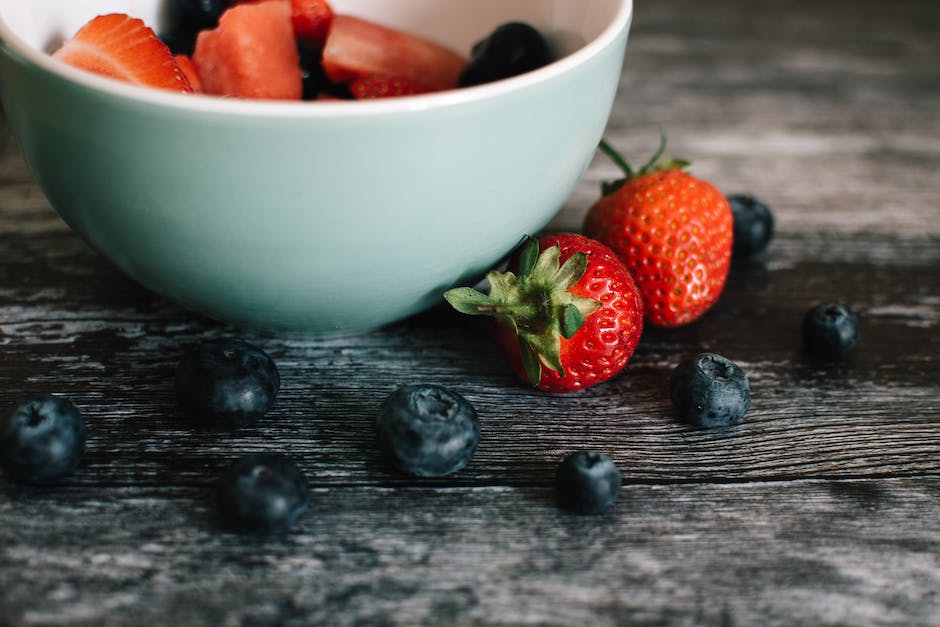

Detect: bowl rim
0,0,632,117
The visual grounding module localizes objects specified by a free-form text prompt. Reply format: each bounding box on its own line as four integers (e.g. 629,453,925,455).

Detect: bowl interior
0,0,626,74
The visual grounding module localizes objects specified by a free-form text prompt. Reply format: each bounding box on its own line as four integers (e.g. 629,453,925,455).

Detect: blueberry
0,395,85,484
297,41,351,101
298,41,326,100
728,194,775,260
670,353,751,428
172,0,231,31
458,22,553,87
162,0,233,55
218,453,309,535
555,452,621,514
802,303,859,359
375,384,480,477
175,339,280,430
160,27,199,56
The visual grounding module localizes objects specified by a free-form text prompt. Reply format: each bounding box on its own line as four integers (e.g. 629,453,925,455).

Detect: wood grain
1,0,939,624
2,480,939,626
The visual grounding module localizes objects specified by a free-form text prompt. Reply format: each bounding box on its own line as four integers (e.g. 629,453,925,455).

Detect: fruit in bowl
0,0,634,335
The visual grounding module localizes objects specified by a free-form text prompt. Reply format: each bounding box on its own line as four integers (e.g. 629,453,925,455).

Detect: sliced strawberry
348,74,432,99
193,0,303,100
53,13,193,93
174,55,204,93
291,0,334,48
322,15,466,92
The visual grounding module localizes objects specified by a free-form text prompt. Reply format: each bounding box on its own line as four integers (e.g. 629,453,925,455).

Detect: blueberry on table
0,395,85,485
175,338,280,430
458,22,553,87
728,194,775,260
555,452,622,514
375,384,480,477
218,453,309,535
670,353,751,428
802,303,859,359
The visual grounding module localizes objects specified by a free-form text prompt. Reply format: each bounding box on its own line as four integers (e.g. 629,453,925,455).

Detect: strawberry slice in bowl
193,0,303,100
52,13,193,93
348,74,432,99
322,14,466,94
291,0,334,49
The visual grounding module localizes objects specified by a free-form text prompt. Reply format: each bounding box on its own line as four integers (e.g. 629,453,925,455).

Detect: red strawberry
322,15,466,92
445,234,644,393
193,0,302,100
174,54,203,93
348,74,431,99
583,138,733,327
290,0,334,48
53,13,193,93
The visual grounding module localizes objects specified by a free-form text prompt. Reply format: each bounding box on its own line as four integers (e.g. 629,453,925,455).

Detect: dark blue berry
458,22,553,87
376,384,480,477
671,354,751,428
175,339,280,430
555,452,621,514
298,41,326,100
297,41,351,101
802,303,859,359
173,0,231,31
1,395,85,485
160,27,199,56
218,453,309,535
161,0,231,53
728,194,775,260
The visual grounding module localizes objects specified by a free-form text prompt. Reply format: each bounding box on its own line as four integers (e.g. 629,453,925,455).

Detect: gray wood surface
2,0,939,625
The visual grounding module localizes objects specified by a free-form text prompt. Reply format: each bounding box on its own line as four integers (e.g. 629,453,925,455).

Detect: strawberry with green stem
584,136,733,327
445,233,643,393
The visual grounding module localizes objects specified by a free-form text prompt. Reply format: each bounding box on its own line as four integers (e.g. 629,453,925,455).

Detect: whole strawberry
583,138,733,327
444,233,643,393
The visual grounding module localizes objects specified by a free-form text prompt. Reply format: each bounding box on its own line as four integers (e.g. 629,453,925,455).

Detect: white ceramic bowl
0,0,633,335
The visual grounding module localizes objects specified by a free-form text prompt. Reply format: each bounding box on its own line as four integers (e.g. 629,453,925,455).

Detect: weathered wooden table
2,0,939,624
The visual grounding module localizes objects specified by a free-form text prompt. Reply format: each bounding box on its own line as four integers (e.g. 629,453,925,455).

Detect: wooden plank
1,223,937,488
1,479,938,626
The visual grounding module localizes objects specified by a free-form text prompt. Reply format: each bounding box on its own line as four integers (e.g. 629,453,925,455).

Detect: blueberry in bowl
162,0,233,54
670,353,751,428
173,0,231,31
459,22,554,87
375,384,480,477
0,394,86,485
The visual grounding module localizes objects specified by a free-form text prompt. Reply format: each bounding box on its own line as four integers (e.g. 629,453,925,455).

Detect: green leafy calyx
443,237,601,386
